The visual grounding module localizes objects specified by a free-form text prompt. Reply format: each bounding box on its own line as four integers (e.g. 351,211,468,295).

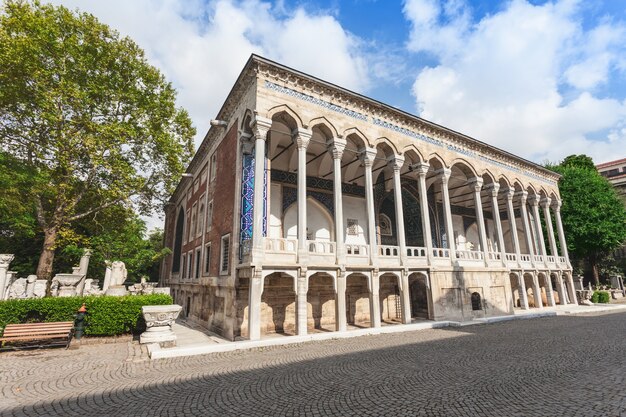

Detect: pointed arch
449,158,479,179
309,116,340,138
402,144,425,164
374,137,401,156
343,127,372,148
267,104,304,129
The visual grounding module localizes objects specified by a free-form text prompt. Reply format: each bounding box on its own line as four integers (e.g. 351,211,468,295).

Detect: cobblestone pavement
2,311,626,417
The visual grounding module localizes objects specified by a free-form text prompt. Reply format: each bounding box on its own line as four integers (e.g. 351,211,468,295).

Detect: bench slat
4,322,73,328
4,324,73,331
3,330,72,338
0,334,71,342
1,321,73,350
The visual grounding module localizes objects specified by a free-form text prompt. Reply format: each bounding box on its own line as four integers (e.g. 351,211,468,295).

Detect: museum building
160,55,577,341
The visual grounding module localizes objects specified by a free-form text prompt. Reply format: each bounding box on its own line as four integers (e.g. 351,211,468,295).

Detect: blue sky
47,0,626,231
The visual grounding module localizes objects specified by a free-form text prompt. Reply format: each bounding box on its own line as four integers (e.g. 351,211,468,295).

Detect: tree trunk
590,259,600,287
36,227,58,296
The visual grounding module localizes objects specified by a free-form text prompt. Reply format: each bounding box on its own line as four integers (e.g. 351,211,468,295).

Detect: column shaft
416,164,433,262
248,275,262,340
518,274,529,310
295,129,312,257
391,156,406,262
296,276,307,336
471,179,489,264
488,185,506,265
553,201,571,266
369,273,381,328
331,140,347,264
336,275,347,331
250,117,272,259
401,273,411,324
440,170,456,260
505,190,522,264
362,149,377,263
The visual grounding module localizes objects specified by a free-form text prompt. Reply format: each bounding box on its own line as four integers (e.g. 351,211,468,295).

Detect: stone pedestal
55,274,84,297
105,285,128,296
153,287,171,295
140,304,182,345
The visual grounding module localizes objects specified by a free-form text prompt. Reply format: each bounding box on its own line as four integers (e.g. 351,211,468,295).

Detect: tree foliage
0,1,194,283
548,154,626,284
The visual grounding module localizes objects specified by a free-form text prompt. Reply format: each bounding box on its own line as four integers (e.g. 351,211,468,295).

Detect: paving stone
1,311,626,416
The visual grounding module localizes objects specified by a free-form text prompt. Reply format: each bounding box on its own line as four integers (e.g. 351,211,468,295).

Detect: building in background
161,55,576,341
597,158,626,262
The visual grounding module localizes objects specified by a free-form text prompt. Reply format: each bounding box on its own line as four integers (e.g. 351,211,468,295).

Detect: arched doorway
509,273,521,308
379,273,402,324
345,273,370,327
307,273,336,332
408,273,431,319
261,272,296,335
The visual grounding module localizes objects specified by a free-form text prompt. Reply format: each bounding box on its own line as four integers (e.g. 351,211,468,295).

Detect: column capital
504,188,516,200
292,128,312,149
484,183,500,197
467,177,484,192
540,197,552,208
0,254,14,268
250,116,272,140
527,194,541,207
327,138,347,160
360,147,377,167
551,198,562,211
436,168,452,184
411,162,430,176
515,190,529,204
388,154,405,171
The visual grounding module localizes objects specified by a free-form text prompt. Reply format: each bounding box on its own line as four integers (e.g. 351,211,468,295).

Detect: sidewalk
148,303,626,360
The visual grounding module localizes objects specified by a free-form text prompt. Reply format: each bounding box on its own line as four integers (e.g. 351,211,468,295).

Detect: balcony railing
433,248,450,258
456,250,484,261
346,244,368,257
307,240,335,254
558,256,567,264
532,255,544,263
546,255,556,264
505,253,517,262
379,245,400,257
519,254,532,263
487,252,501,261
265,238,297,253
407,246,427,258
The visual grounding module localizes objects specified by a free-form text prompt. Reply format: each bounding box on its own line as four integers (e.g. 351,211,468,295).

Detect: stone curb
148,304,626,360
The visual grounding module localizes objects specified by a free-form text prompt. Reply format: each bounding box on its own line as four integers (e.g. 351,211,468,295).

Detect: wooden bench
0,321,74,350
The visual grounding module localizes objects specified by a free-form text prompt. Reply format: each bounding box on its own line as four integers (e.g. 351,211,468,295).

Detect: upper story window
210,153,217,181
197,199,205,237
206,200,213,232
190,203,197,242
220,234,230,275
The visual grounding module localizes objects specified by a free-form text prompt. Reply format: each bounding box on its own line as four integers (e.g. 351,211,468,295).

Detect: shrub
591,291,610,304
0,294,172,336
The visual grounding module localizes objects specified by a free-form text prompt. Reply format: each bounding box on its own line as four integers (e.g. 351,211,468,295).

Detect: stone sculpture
105,261,128,296
140,304,182,345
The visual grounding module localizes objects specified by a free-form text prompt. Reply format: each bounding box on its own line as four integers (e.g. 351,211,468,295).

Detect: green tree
548,154,626,285
0,1,194,288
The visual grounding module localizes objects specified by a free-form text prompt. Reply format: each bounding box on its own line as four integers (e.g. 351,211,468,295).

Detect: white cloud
404,0,626,163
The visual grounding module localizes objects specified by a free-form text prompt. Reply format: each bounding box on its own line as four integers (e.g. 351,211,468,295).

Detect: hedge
591,291,611,304
0,294,172,336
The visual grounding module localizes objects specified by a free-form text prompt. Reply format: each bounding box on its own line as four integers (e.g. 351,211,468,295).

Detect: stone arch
408,272,431,319
482,169,497,186
449,158,479,179
401,144,425,163
379,272,402,324
345,273,371,327
261,272,297,335
309,116,340,139
426,153,447,171
266,104,304,129
509,272,521,308
172,207,185,273
471,292,482,311
374,137,401,156
284,197,334,242
307,272,336,331
343,127,372,148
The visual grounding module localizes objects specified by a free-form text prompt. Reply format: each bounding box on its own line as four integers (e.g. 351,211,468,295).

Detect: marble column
415,163,433,262
517,191,536,264
0,254,14,300
401,272,412,324
390,155,407,262
439,169,456,260
248,271,263,340
470,178,489,264
505,189,522,265
251,116,272,261
362,148,378,263
541,198,559,259
369,272,381,328
529,195,548,262
532,273,543,308
335,275,347,331
552,199,571,266
330,139,347,264
566,273,578,305
296,276,308,336
294,128,313,261
517,273,529,310
487,184,506,266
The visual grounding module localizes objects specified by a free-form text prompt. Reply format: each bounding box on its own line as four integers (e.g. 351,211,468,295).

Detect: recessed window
471,292,482,311
347,219,359,236
187,252,193,279
379,214,393,236
220,234,230,275
181,255,186,279
190,203,197,242
195,248,201,279
206,200,213,232
197,199,205,237
185,209,191,242
210,153,217,181
204,243,211,275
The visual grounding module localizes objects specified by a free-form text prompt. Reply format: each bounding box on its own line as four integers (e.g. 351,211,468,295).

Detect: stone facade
161,55,576,341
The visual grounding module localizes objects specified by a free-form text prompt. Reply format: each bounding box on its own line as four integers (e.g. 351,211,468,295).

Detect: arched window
471,292,482,311
379,214,393,236
172,208,185,272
